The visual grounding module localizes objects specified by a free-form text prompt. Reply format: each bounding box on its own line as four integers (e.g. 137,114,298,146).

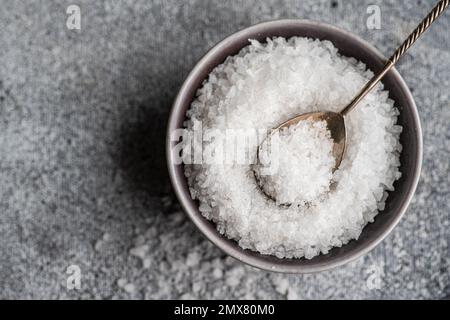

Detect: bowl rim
166,19,423,273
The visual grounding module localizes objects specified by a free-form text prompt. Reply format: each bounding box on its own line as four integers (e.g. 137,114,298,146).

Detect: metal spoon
258,0,449,173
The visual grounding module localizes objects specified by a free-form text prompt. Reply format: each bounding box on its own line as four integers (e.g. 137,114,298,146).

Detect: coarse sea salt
254,119,335,205
184,37,402,259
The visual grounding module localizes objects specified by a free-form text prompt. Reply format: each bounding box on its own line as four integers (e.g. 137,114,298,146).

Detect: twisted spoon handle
389,0,449,64
340,0,449,116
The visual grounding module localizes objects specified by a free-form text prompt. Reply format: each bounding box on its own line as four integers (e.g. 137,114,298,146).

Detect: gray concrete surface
0,0,449,299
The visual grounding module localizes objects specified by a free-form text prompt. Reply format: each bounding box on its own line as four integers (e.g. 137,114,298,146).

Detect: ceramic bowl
166,20,422,273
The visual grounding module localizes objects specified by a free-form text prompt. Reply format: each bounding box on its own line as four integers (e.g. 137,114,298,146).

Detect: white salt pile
184,37,402,259
254,120,335,205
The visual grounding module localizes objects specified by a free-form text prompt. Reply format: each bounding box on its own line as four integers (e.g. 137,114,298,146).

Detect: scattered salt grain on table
130,244,149,258
184,37,402,259
117,278,136,294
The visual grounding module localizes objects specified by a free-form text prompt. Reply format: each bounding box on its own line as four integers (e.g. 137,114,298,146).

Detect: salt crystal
117,278,136,294
123,283,136,294
273,278,290,295
226,276,240,287
117,278,127,287
186,252,200,267
287,289,300,300
130,244,149,260
143,258,152,269
212,268,223,279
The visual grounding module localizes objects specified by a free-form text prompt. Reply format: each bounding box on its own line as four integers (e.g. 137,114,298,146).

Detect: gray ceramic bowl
166,20,422,273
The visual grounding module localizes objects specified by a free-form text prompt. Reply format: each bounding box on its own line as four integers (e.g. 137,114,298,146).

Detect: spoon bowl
273,111,346,171
254,111,346,204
